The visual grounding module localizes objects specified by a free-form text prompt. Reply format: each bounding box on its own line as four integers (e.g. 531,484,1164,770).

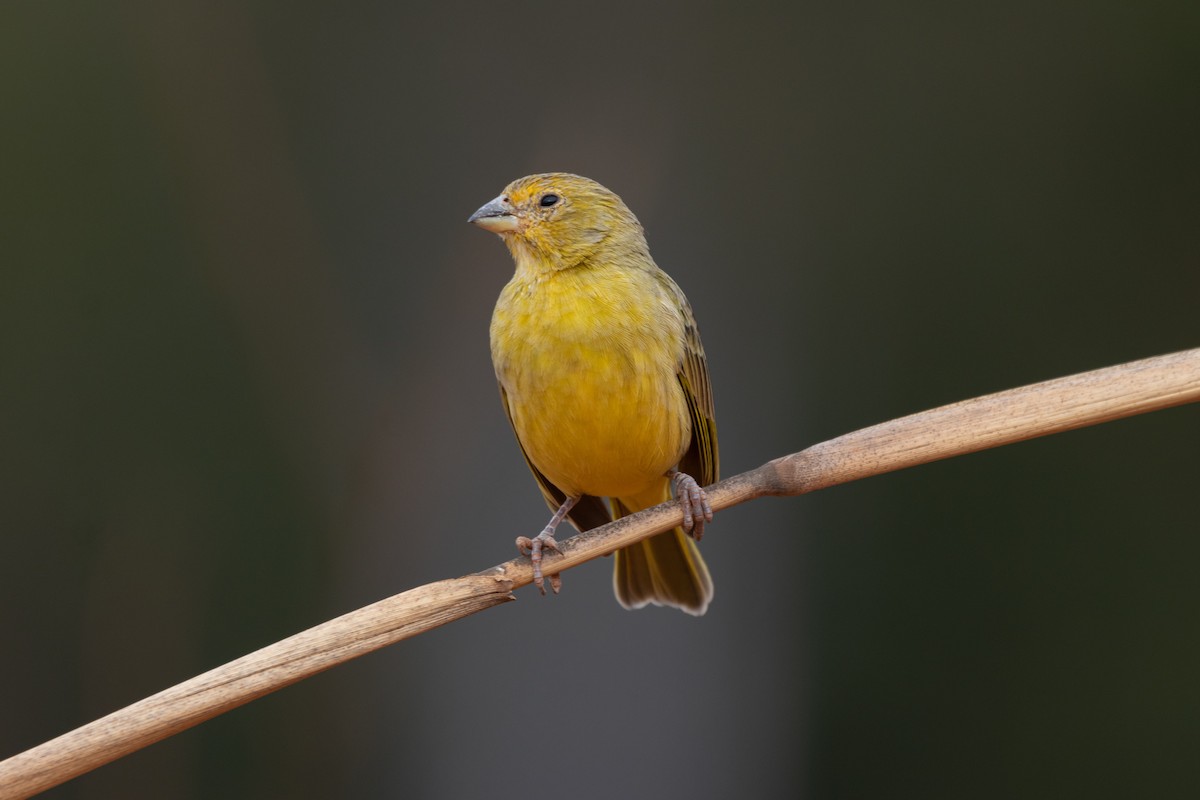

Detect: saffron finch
469,173,718,615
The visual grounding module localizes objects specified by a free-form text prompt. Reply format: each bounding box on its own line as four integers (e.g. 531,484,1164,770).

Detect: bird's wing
663,274,719,486
497,384,613,531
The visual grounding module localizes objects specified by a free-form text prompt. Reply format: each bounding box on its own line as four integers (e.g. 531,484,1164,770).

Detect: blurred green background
2,1,1198,798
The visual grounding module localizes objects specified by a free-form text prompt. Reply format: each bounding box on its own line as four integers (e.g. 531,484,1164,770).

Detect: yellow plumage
470,173,718,615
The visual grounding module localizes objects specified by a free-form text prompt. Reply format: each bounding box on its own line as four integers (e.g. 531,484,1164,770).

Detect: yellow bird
469,173,718,615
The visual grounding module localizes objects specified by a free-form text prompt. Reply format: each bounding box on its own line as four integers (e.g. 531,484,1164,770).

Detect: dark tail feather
611,498,713,616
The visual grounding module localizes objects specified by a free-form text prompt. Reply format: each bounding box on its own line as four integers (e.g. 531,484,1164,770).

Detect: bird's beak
468,195,519,233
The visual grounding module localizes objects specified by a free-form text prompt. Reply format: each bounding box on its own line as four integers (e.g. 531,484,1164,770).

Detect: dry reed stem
2,347,1197,799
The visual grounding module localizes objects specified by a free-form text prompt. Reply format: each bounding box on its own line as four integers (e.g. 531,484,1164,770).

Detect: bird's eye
539,193,560,207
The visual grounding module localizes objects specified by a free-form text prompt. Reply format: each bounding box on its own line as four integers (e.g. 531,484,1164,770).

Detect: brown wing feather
660,273,719,486
497,385,612,531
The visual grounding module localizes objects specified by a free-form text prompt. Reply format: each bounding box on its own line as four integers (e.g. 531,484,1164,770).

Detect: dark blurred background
2,1,1198,798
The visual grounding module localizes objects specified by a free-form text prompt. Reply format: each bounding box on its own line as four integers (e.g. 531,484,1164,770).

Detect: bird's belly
506,345,690,499
492,266,691,499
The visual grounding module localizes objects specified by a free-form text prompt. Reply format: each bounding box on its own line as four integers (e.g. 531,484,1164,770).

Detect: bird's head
468,173,646,273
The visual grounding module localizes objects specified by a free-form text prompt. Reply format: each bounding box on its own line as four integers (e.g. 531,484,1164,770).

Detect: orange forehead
503,179,552,206
501,173,605,207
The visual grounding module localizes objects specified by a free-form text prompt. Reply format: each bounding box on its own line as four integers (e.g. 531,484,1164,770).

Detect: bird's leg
669,469,713,541
515,495,577,595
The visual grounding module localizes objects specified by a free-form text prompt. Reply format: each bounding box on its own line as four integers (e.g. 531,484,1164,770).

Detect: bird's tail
611,480,713,616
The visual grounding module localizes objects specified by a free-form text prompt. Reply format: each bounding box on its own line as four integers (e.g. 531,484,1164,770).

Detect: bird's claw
670,470,713,541
515,530,562,595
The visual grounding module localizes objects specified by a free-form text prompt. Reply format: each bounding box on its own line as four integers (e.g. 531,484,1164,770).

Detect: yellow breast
491,264,690,499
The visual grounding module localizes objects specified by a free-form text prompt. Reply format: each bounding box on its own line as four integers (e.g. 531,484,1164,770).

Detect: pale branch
2,347,1198,799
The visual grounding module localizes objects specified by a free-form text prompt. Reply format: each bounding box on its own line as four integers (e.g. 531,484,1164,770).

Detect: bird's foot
670,470,713,540
516,495,578,595
516,530,562,595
